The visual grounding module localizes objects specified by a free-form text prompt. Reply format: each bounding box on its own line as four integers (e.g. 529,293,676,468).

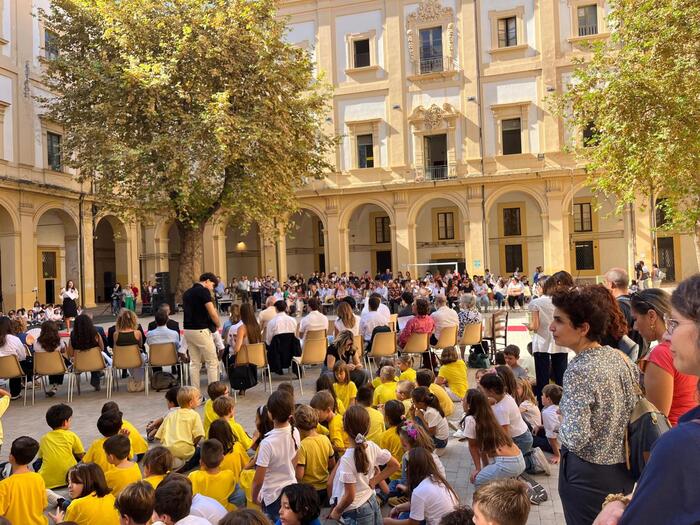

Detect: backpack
620,354,671,480
150,371,178,391
468,347,491,369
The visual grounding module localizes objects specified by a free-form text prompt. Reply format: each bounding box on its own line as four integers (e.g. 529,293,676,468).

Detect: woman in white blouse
334,301,360,337
0,316,31,399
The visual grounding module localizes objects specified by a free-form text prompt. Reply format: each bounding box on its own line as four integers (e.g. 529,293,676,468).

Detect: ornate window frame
0,101,8,160
490,101,531,156
346,119,381,171
408,103,459,181
488,7,528,58
345,30,379,74
567,0,609,44
406,0,457,81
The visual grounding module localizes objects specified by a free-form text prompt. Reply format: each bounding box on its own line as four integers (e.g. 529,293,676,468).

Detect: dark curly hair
552,284,625,343
37,321,61,352
70,314,99,350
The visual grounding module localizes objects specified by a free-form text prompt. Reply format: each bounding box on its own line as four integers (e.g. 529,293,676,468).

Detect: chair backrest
73,347,107,373
304,329,327,342
148,343,178,367
402,332,430,354
0,355,23,379
352,334,363,354
492,311,508,338
301,338,327,365
459,322,483,346
435,325,458,348
34,351,68,376
113,345,143,369
389,314,398,332
236,343,267,368
328,319,336,335
369,331,396,358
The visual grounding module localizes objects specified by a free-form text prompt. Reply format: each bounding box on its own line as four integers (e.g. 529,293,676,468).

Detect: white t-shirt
255,425,301,505
431,451,446,477
519,400,542,429
493,395,529,438
335,315,361,336
423,407,449,441
332,441,391,510
0,334,27,360
542,404,562,440
299,310,328,338
527,296,569,354
190,493,227,525
409,477,458,525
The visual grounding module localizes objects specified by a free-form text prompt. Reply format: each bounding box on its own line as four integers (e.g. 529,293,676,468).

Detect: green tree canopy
42,0,334,295
553,0,700,265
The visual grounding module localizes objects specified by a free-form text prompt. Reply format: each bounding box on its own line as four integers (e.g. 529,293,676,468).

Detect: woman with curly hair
33,320,68,397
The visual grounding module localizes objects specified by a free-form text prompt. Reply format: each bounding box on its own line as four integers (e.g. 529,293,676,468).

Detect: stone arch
34,206,80,304
484,185,547,218
286,208,328,276
338,197,395,231
562,179,593,213
407,191,469,226
0,200,19,310
342,199,396,275
93,214,130,303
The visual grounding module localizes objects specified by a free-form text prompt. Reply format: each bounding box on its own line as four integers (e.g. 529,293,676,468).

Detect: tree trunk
694,218,700,275
175,220,205,302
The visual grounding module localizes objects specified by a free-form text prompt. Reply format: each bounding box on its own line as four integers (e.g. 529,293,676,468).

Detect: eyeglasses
664,316,692,335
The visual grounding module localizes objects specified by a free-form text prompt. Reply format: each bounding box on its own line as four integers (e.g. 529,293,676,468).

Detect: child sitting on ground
472,479,531,525
294,404,335,505
503,345,531,382
416,369,454,418
439,506,475,525
378,400,406,487
395,380,415,414
84,409,126,474
372,358,397,388
142,446,173,489
212,394,254,453
38,403,85,489
146,386,180,442
208,419,248,509
310,390,347,455
0,436,47,525
188,439,237,511
373,366,398,408
203,381,252,450
436,346,468,402
332,362,357,410
514,378,541,431
114,481,155,525
101,401,148,461
316,374,346,415
51,463,120,525
356,384,385,444
396,355,416,383
154,386,205,471
103,434,142,497
278,483,322,525
410,387,449,452
533,384,563,464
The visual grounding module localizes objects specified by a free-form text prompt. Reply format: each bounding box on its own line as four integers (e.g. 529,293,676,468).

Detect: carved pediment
407,0,454,25
406,0,456,75
408,103,459,130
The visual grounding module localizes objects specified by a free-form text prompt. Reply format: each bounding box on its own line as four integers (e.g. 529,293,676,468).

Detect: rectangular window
42,251,57,279
47,131,62,171
437,212,455,240
419,26,443,74
357,134,374,169
577,5,598,36
575,241,595,270
375,216,390,244
318,220,324,247
497,17,518,47
505,244,523,273
353,39,371,68
424,134,448,180
503,207,522,236
573,203,593,232
44,30,59,60
501,118,522,155
655,198,668,228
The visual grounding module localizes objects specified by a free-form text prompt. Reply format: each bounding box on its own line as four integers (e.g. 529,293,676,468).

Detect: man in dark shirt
604,267,648,358
182,272,220,389
147,303,180,333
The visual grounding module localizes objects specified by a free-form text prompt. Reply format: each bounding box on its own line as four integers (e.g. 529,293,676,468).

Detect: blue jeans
228,483,246,508
474,454,526,488
398,511,425,525
341,496,382,525
262,494,282,522
433,436,448,449
512,430,535,471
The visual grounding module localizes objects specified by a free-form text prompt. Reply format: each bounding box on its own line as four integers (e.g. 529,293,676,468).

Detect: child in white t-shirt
410,387,449,451
252,390,300,522
514,378,542,430
533,384,563,464
329,406,399,523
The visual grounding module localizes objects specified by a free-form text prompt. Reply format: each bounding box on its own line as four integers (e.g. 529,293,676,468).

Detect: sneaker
452,429,466,440
530,447,551,476
46,384,58,398
388,496,409,507
519,473,548,505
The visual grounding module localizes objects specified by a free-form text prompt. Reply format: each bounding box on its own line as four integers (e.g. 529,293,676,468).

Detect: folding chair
292,331,327,396
0,355,28,406
401,332,432,367
483,310,509,361
388,314,398,332
68,347,109,402
431,325,458,360
458,322,483,360
32,351,68,405
112,344,148,396
236,343,272,392
147,342,188,391
365,331,397,377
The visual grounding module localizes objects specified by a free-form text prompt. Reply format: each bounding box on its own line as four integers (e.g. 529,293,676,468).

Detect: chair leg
144,367,149,396
23,376,28,407
31,375,35,406
267,365,272,392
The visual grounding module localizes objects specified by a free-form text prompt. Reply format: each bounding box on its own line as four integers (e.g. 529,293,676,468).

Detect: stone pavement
1,309,565,524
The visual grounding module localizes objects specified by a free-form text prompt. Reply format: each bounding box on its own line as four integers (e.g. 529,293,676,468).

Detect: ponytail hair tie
355,433,367,445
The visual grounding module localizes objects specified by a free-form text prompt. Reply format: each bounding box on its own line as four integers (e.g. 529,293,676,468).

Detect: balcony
578,24,598,37
414,164,457,182
420,56,444,74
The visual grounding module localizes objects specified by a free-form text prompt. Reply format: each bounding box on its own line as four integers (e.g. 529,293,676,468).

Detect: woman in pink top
398,298,435,349
631,289,698,426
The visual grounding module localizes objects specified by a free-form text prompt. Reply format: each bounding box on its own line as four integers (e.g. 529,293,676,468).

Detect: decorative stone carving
407,0,454,25
408,103,459,131
406,0,456,75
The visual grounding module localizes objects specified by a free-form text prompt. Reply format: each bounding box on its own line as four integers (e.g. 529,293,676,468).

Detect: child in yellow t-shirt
396,380,415,414
436,346,468,401
100,401,148,459
51,463,120,525
315,374,345,415
154,386,205,469
396,355,417,383
37,403,85,489
332,361,357,409
209,418,248,508
212,394,253,452
372,366,398,408
188,439,237,511
310,391,348,455
372,358,397,388
203,381,252,450
114,481,155,525
356,385,385,444
416,368,454,418
142,446,172,489
0,388,10,453
0,436,48,525
293,405,335,504
103,434,142,497
378,400,406,482
83,409,127,474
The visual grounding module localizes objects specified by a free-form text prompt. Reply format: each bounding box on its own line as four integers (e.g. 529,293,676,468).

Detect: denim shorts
474,454,526,488
341,495,382,525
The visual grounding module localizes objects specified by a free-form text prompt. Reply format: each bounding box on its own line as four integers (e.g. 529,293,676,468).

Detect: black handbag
228,364,258,391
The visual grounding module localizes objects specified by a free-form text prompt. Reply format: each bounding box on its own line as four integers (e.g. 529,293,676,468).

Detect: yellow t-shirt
372,382,398,407
64,492,120,525
104,462,142,497
83,438,112,474
203,399,217,434
143,474,165,488
333,381,357,411
336,397,347,415
318,413,349,452
401,398,413,414
378,428,405,480
365,406,386,444
438,360,469,399
429,383,454,417
221,442,249,481
399,367,417,383
204,400,253,451
38,429,85,489
298,434,334,490
0,395,9,445
0,471,48,525
155,407,204,459
122,419,148,455
372,376,398,389
189,469,237,511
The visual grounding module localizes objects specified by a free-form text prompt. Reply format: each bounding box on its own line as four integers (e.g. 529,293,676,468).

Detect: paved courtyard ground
1,310,565,524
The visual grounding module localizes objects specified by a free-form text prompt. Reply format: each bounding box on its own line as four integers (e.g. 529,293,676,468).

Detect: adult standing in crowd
550,285,638,525
594,274,700,525
59,280,79,330
182,272,221,389
630,289,697,426
604,268,647,358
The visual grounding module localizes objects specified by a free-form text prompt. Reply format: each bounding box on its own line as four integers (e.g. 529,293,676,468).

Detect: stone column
545,179,566,272
467,186,487,274
0,230,21,309
393,192,412,273
203,220,227,282
19,202,38,309
277,225,288,280
324,197,345,274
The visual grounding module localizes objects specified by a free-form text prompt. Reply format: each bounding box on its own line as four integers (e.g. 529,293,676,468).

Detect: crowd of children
0,343,547,525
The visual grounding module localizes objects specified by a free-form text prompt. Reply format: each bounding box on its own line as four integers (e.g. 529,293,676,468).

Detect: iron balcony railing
420,56,444,74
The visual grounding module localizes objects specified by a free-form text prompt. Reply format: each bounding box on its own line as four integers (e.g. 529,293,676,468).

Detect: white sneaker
453,429,466,440
530,447,551,476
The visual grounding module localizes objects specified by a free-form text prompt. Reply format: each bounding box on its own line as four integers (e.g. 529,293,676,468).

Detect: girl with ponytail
410,386,450,450
328,406,399,524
